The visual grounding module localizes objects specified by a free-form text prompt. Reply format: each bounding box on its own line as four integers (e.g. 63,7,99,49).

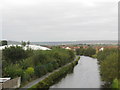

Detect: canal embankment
28,56,80,89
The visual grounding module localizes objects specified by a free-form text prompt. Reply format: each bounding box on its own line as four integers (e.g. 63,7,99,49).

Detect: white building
0,44,51,50
99,47,104,51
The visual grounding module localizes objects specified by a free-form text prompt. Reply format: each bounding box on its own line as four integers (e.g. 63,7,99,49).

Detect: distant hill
31,40,118,46
1,40,117,46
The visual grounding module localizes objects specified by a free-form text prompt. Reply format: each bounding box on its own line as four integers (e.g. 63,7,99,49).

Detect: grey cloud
2,0,118,41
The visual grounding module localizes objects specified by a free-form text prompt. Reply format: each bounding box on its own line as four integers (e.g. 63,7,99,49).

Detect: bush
45,63,54,72
76,48,84,55
35,65,47,77
25,67,34,77
111,79,119,88
4,64,23,78
20,58,34,70
76,47,96,56
32,51,49,66
51,61,59,69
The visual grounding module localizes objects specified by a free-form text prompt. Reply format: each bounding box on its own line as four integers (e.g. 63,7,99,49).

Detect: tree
76,48,84,55
21,41,26,47
45,63,54,72
68,50,75,60
4,64,23,78
20,58,34,69
27,41,30,46
76,47,96,56
35,65,47,77
97,48,117,63
1,40,8,46
2,46,27,63
100,53,118,84
32,51,49,66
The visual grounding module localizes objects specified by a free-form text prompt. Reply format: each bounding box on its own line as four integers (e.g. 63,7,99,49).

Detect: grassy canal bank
29,56,80,89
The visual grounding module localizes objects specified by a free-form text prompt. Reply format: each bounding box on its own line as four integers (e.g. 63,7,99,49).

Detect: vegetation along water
1,41,119,89
2,46,75,86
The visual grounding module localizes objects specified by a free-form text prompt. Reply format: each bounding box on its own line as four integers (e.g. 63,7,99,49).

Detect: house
61,46,80,51
99,47,104,51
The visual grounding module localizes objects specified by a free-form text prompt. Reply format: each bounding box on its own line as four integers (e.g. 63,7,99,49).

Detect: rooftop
0,78,11,83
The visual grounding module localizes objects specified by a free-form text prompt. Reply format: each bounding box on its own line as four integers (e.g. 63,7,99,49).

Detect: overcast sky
1,0,119,42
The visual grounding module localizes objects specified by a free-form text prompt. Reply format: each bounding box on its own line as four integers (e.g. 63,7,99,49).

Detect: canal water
50,56,101,88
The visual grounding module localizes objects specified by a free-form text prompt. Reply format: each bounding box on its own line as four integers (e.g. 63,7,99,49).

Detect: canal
50,56,102,88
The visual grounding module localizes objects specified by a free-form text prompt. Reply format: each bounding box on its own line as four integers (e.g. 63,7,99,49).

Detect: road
22,56,79,88
22,73,51,88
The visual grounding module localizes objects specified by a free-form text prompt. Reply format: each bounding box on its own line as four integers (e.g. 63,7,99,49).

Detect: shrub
111,78,119,88
35,65,47,77
20,58,34,70
45,63,54,72
76,47,96,56
25,67,34,77
4,64,23,78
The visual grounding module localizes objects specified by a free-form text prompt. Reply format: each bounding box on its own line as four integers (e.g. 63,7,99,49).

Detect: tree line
97,48,119,88
0,40,30,46
76,46,119,88
76,47,96,57
2,46,75,84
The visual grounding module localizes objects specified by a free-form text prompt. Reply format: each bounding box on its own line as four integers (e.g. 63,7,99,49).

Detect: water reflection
50,56,101,88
